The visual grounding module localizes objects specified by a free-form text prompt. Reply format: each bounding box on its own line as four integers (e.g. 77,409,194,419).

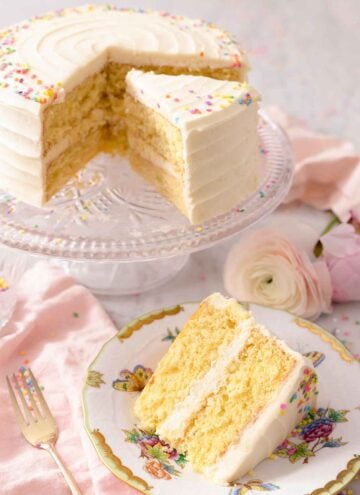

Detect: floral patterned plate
82,303,360,495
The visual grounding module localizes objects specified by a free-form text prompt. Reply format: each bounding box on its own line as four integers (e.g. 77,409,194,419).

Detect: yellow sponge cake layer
125,94,184,173
134,295,251,430
134,293,318,484
176,328,295,470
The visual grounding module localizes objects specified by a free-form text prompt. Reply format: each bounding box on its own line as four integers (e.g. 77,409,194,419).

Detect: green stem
313,213,341,258
311,437,322,452
320,214,341,237
313,445,325,454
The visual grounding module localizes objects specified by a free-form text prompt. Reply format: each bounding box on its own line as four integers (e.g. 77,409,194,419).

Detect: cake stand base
54,255,189,295
0,245,189,296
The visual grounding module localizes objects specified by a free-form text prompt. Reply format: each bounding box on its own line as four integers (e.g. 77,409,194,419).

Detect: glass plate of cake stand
0,111,293,295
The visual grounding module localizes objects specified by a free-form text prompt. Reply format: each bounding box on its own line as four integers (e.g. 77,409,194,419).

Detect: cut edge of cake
125,70,261,224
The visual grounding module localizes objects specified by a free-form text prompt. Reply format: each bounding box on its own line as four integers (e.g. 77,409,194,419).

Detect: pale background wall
1,0,359,145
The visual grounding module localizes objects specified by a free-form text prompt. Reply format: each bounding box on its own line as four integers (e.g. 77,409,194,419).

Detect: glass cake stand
0,111,293,295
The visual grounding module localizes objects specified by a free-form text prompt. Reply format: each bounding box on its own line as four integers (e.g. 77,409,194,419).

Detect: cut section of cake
134,293,318,484
0,5,249,207
125,70,261,224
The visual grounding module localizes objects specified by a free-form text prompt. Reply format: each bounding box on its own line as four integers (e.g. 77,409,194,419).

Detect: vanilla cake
134,293,318,484
0,5,250,210
125,70,261,224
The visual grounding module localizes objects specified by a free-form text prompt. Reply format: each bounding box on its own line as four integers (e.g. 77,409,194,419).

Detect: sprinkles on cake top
0,4,247,106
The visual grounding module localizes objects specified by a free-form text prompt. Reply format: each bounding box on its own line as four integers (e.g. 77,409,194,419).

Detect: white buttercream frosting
125,70,261,223
0,5,247,106
0,5,249,206
204,352,316,484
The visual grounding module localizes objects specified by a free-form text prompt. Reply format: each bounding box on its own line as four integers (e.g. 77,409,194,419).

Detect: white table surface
0,1,359,493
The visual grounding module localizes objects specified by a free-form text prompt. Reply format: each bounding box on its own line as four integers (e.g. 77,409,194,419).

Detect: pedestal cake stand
0,112,293,295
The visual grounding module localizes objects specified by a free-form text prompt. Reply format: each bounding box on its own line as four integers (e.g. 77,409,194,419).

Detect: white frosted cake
125,70,261,223
0,5,261,224
135,293,318,483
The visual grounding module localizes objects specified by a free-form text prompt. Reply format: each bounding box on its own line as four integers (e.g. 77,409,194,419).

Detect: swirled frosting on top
0,4,248,108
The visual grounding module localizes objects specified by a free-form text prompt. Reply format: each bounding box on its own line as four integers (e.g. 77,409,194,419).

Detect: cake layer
45,127,105,200
127,150,188,217
125,94,184,172
43,69,108,156
134,295,251,430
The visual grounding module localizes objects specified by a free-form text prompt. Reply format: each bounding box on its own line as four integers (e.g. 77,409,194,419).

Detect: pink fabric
0,262,139,495
267,106,360,222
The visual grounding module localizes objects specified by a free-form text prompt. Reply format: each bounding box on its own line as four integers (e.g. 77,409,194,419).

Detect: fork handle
42,442,82,495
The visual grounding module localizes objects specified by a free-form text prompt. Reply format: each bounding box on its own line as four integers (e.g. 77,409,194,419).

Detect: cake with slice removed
134,293,318,484
0,5,249,208
125,70,261,224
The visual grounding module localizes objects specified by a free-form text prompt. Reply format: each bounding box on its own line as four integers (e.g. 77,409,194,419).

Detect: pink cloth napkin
267,106,360,222
0,262,139,495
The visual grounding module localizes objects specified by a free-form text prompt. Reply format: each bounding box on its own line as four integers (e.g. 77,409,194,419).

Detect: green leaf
175,452,188,467
275,449,290,458
328,409,349,423
295,442,315,459
146,446,169,463
124,428,140,443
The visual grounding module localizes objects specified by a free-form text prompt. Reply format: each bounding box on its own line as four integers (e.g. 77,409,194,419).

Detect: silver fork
6,369,82,495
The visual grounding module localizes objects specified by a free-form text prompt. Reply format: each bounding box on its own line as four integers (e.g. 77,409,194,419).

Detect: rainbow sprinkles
0,4,245,106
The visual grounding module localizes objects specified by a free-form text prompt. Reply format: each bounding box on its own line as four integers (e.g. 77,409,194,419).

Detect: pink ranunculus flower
224,229,332,320
321,223,360,302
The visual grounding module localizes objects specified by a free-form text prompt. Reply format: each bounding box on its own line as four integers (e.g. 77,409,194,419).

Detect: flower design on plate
123,426,187,480
86,370,105,388
274,407,349,464
112,364,153,392
229,479,280,494
144,459,171,480
162,326,181,342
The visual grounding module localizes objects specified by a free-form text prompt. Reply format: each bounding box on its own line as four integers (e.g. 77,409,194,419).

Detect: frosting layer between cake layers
126,70,261,223
0,5,248,205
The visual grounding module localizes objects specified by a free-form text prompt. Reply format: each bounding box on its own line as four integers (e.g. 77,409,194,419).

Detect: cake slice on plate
125,70,261,224
134,293,318,484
